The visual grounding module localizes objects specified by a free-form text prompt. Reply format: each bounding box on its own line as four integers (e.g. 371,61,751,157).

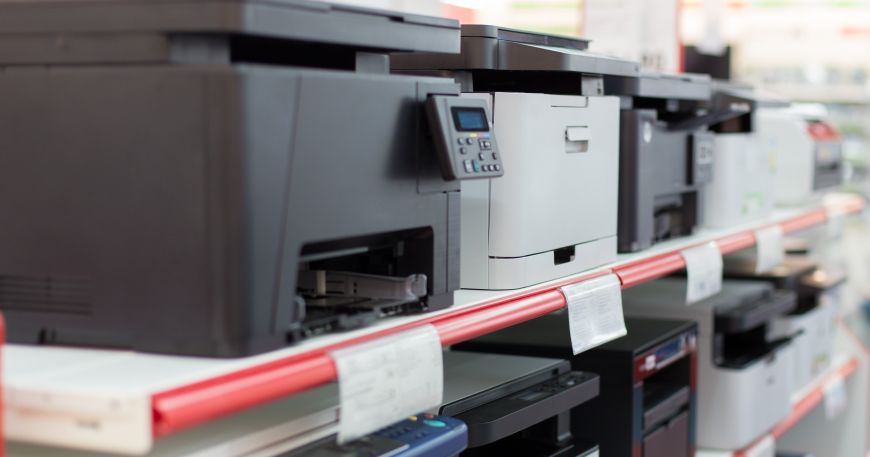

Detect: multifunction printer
394,26,638,289
605,72,747,252
441,351,600,456
457,315,698,457
725,256,845,392
701,82,775,228
0,0,503,357
757,107,845,205
7,384,468,457
622,279,796,451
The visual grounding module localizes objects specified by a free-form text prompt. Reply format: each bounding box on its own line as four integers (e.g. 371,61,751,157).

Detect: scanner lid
441,351,567,412
605,71,712,101
392,23,639,78
0,0,460,54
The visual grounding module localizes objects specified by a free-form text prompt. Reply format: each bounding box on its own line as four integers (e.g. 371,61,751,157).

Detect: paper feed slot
715,289,797,333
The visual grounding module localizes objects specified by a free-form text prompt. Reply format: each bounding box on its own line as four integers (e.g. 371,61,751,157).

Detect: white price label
561,273,627,355
823,375,847,419
745,434,775,457
681,242,723,304
754,225,784,274
331,325,443,443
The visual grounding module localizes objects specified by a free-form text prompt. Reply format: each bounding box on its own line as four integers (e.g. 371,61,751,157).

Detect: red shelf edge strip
733,357,860,457
151,197,865,438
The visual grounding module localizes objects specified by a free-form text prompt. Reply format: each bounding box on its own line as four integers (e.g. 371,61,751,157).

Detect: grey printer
394,26,638,290
0,0,503,356
606,73,717,253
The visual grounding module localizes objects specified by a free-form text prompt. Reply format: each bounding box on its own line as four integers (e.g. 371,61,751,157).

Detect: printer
393,25,639,289
456,315,699,457
8,384,468,457
757,107,845,206
441,351,600,456
725,256,846,392
700,82,776,228
622,279,796,451
605,72,748,252
0,0,503,356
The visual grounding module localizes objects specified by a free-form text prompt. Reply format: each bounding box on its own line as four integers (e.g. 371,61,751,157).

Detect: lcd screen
451,107,490,132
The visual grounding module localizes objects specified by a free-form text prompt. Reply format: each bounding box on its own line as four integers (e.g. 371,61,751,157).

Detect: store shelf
697,355,860,457
3,193,865,453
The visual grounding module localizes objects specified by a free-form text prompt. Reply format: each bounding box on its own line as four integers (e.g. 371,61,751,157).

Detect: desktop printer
757,107,845,206
700,82,776,228
9,384,469,457
393,25,638,289
725,256,845,392
0,0,503,356
457,315,699,457
441,351,600,456
622,279,796,451
605,72,745,252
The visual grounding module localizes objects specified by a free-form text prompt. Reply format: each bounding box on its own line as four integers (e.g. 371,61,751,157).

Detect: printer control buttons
423,419,447,428
457,138,464,145
463,160,474,173
478,153,486,161
479,139,492,150
492,152,498,160
472,160,480,172
465,137,473,145
460,147,467,154
494,164,501,172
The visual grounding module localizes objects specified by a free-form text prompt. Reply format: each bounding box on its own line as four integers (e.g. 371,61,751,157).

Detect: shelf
3,193,865,454
697,355,860,457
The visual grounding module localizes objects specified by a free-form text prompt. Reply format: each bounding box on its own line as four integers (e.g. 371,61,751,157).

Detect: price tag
754,225,784,274
561,273,627,355
745,434,775,457
331,325,443,443
680,242,723,304
823,374,847,419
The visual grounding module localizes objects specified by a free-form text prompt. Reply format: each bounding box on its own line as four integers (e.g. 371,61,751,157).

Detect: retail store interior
4,0,870,456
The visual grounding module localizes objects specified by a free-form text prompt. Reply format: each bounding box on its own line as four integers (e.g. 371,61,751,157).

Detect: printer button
478,152,485,161
423,419,447,428
463,160,473,173
494,164,501,172
472,160,480,172
460,147,467,154
492,152,498,160
465,137,473,145
457,138,464,145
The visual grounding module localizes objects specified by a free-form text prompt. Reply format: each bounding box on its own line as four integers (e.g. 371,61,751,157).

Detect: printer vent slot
0,275,92,316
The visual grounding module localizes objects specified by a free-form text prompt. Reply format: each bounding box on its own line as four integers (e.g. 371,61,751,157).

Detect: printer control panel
689,131,715,185
426,95,504,180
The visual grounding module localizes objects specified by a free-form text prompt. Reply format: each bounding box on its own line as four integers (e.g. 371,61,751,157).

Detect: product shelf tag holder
681,241,723,304
754,225,784,274
331,324,443,443
560,273,627,355
823,374,848,419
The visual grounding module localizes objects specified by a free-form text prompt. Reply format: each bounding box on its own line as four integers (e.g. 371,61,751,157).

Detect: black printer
457,315,698,457
0,0,503,356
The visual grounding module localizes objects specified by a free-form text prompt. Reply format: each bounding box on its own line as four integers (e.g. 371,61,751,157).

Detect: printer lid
605,72,712,101
441,351,567,413
392,23,639,77
0,0,459,54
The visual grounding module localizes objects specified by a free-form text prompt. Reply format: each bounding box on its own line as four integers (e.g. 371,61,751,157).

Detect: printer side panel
617,110,655,253
0,66,257,356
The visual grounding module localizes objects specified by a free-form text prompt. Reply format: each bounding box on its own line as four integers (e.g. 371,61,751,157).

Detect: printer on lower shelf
455,315,698,457
725,255,846,392
0,0,503,357
622,279,797,451
7,384,468,457
441,351,600,456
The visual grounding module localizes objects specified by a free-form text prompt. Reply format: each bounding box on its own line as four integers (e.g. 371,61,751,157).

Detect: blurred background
336,0,870,200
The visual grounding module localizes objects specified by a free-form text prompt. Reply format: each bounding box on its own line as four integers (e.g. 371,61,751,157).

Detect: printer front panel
478,93,618,288
757,110,815,206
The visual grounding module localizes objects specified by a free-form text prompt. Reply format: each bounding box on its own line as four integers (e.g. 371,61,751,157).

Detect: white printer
393,25,639,289
758,106,845,206
701,82,775,228
623,279,796,451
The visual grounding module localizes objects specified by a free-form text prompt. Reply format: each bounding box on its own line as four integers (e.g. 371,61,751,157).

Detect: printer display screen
451,107,489,132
